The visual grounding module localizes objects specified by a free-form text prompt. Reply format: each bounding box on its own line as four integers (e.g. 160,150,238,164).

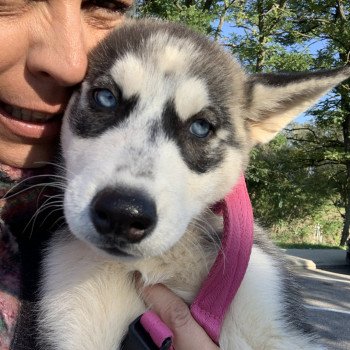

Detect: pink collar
190,175,254,343
140,175,254,347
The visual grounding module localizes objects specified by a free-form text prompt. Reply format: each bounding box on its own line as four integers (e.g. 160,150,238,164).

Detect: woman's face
0,0,133,168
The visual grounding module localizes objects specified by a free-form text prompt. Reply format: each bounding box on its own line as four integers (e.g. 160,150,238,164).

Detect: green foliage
270,204,343,246
266,51,314,72
227,1,314,72
136,0,215,34
247,122,348,245
247,130,337,226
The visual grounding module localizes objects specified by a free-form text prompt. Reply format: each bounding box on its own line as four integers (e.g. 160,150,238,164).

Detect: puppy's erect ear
245,67,350,144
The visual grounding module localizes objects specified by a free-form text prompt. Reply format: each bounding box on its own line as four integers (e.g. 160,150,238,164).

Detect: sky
220,22,330,124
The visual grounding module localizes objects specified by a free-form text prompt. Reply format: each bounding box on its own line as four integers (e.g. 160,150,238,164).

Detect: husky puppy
32,20,349,350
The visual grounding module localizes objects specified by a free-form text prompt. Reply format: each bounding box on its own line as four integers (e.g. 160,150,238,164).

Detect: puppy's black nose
90,187,157,243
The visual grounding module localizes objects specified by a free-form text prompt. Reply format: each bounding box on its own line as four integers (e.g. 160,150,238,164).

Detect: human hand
138,282,220,350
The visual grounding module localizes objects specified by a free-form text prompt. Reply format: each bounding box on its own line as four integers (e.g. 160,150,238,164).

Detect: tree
284,0,350,246
227,0,313,73
136,0,217,34
227,0,350,246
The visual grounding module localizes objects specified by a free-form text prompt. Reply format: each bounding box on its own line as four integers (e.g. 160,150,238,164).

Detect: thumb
138,282,219,350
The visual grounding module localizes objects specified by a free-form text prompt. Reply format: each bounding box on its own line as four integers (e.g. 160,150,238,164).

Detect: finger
140,283,219,350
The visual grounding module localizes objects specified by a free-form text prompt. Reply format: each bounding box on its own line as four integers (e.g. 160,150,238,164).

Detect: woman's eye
189,119,213,138
92,89,117,109
82,0,131,14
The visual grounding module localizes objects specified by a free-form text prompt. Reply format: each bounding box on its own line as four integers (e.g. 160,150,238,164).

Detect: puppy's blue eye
93,89,117,109
190,119,212,138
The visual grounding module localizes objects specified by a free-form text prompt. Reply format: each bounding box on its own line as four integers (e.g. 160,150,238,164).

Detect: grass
275,242,346,250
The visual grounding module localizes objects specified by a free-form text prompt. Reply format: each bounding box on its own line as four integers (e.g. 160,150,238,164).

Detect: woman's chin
0,142,57,169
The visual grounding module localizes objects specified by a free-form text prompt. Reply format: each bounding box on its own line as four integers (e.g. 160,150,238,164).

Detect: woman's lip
0,106,62,140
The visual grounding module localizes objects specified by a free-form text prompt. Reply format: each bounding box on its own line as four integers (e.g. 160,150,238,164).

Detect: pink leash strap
140,311,174,349
190,175,254,344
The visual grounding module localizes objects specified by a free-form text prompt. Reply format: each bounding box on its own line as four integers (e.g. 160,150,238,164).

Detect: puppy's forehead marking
175,78,210,120
157,45,189,75
111,53,145,99
146,32,200,75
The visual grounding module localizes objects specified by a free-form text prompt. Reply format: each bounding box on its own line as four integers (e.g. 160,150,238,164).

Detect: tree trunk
256,0,266,72
213,0,230,41
340,95,350,245
340,100,350,246
335,1,350,246
341,198,350,246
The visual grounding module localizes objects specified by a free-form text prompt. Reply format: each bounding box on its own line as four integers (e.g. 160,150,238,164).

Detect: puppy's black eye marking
92,88,117,109
189,119,213,138
70,82,138,138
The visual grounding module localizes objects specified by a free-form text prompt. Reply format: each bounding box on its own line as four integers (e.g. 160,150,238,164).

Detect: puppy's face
61,20,350,259
61,22,247,259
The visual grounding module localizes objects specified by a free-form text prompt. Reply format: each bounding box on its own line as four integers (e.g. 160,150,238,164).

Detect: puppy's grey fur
37,20,350,349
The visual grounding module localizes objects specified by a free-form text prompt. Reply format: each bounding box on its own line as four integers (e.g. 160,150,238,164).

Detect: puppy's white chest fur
39,219,217,350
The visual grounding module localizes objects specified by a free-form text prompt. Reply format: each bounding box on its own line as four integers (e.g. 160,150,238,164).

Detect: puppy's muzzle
90,187,157,244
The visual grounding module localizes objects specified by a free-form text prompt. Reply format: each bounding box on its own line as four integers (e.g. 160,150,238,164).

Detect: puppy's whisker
24,192,64,227
190,220,227,271
34,161,74,177
2,179,66,201
49,217,67,232
194,216,223,249
25,201,64,237
1,175,55,199
191,219,223,253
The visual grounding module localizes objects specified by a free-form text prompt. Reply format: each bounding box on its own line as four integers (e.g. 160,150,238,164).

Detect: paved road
294,267,350,350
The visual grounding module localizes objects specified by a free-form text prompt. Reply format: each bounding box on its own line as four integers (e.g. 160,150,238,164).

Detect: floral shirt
0,223,20,350
0,164,54,350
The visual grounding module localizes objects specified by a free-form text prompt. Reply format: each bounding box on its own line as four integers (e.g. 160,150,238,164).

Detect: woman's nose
26,6,88,87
